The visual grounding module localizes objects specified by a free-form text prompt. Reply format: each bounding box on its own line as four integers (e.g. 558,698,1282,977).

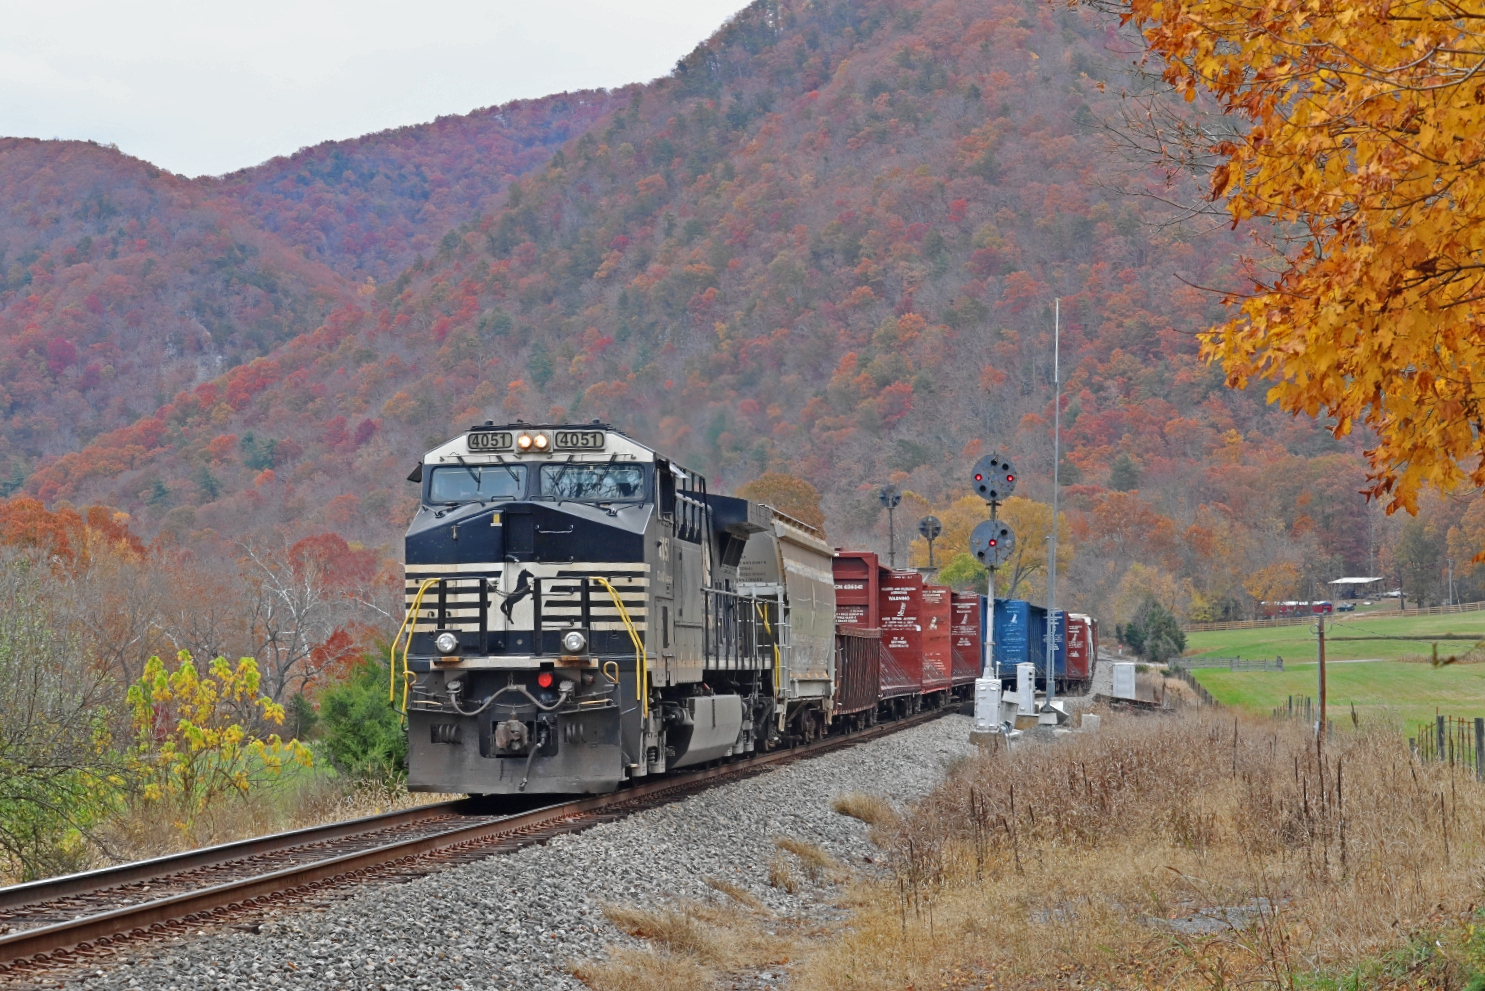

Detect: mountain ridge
6,0,1420,619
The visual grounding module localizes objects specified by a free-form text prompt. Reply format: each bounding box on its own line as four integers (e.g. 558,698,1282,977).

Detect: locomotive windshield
428,464,527,503
540,463,646,501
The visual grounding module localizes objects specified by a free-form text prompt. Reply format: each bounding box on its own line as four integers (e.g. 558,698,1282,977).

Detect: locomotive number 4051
554,430,605,451
467,431,514,452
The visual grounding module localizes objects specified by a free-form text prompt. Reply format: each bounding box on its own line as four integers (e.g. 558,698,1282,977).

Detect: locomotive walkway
0,705,956,981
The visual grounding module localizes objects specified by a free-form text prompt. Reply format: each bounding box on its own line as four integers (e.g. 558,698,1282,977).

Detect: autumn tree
1118,0,1485,513
1395,517,1444,606
735,472,826,532
1243,562,1303,611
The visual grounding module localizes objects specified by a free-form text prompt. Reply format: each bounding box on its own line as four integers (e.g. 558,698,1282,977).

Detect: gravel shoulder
57,713,976,991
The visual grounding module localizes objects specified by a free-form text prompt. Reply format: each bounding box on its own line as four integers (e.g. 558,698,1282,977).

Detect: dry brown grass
788,709,1485,990
99,776,457,864
704,875,769,912
571,946,713,991
577,899,798,991
831,791,897,826
773,835,838,881
767,853,802,893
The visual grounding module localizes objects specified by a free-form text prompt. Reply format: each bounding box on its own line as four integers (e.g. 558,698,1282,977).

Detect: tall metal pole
1045,298,1060,708
887,505,896,570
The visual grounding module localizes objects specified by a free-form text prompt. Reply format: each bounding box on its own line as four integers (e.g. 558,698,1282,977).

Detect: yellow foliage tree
909,495,1072,599
126,651,312,830
1243,562,1304,608
1122,0,1485,513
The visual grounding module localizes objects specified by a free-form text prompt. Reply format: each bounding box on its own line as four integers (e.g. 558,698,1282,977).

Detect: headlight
516,433,533,451
434,631,459,654
561,629,588,654
533,433,549,451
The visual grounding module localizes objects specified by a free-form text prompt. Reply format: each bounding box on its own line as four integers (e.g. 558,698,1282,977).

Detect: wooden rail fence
1182,599,1485,634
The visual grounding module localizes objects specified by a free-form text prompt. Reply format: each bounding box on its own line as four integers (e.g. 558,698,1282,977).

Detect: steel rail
0,704,956,970
0,799,467,912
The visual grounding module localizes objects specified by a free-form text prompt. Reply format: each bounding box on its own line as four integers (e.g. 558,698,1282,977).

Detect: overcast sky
0,0,748,177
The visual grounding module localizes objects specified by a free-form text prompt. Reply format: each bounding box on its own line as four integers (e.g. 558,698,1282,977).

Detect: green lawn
1185,611,1485,662
1192,660,1485,730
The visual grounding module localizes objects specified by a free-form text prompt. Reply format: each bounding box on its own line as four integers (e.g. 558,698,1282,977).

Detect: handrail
588,575,648,718
391,578,441,712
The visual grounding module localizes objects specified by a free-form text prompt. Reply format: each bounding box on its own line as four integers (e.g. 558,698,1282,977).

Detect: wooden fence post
1438,715,1447,763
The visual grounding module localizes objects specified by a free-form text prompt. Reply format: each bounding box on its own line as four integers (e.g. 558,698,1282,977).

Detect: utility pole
1045,298,1061,709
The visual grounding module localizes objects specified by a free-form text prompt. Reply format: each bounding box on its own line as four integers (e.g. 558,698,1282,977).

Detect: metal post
1475,718,1483,781
888,504,896,569
985,566,996,677
1317,612,1326,743
1045,297,1060,709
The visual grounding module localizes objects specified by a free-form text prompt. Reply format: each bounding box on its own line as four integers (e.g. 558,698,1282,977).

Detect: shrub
317,657,407,781
1121,597,1185,664
125,651,313,832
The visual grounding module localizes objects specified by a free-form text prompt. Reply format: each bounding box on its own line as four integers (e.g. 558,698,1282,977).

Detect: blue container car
990,601,1067,687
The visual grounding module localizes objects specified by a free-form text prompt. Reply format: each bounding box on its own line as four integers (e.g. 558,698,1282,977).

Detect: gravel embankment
63,713,976,991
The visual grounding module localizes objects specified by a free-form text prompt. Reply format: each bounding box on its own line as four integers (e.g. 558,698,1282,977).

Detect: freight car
989,600,1093,695
393,421,982,796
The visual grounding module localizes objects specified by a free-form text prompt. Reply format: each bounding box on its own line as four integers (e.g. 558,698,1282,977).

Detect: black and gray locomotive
398,421,839,795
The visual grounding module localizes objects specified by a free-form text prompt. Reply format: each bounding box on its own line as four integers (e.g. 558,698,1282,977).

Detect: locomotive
393,420,984,796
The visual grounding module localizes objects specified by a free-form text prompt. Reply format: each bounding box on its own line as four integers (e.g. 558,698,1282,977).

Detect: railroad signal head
970,519,1016,568
918,515,942,541
972,455,1016,503
879,485,902,509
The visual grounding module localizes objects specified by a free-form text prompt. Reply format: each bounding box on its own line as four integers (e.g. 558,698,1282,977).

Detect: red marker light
1005,474,1014,482
537,672,554,689
988,539,997,546
975,473,983,481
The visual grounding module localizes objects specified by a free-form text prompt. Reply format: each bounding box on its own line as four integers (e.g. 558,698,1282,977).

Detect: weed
703,875,768,912
831,791,896,826
774,835,837,881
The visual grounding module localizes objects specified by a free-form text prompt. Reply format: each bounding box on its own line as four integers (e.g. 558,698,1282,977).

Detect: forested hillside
6,0,1472,622
209,90,626,281
0,90,619,481
0,139,351,471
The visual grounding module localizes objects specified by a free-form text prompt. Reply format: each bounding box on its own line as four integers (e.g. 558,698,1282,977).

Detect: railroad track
0,704,958,979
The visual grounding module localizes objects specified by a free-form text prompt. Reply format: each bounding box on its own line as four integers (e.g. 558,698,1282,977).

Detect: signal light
537,671,554,689
971,455,1017,502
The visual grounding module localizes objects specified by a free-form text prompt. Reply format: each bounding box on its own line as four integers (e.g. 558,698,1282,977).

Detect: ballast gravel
62,713,976,991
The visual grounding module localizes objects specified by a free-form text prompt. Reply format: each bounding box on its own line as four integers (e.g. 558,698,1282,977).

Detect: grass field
1184,610,1485,662
1185,611,1485,728
1191,661,1485,729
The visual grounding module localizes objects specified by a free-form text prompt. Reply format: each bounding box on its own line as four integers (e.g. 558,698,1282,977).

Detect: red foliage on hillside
13,0,1432,619
208,91,626,281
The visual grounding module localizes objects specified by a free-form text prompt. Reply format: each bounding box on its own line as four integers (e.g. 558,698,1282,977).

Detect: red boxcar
877,568,924,698
834,552,916,699
833,551,880,630
1065,613,1093,682
949,592,982,687
919,584,953,693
